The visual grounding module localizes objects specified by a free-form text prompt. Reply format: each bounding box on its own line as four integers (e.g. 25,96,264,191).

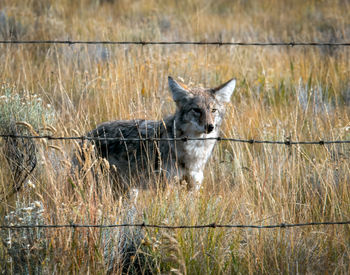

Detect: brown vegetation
0,0,349,273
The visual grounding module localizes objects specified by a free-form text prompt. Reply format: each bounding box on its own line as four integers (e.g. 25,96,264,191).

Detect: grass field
0,0,350,273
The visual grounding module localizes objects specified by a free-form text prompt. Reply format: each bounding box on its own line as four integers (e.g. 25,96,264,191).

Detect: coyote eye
192,108,201,114
212,108,218,113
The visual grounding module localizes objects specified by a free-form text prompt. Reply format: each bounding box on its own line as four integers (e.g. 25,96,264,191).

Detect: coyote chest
182,137,216,168
86,76,236,191
174,132,218,187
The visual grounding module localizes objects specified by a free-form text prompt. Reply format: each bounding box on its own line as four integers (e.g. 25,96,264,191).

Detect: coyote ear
168,76,191,102
213,78,236,103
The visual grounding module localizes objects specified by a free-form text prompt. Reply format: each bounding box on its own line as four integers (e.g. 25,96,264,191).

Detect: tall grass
0,0,349,273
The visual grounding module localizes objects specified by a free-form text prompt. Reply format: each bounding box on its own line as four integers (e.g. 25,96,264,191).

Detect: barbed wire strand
1,220,350,230
0,40,350,46
0,134,350,145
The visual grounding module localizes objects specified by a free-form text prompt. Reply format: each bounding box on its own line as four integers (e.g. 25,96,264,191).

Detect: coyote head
168,76,236,136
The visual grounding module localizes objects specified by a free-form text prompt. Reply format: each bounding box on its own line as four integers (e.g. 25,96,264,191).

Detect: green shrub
0,84,55,196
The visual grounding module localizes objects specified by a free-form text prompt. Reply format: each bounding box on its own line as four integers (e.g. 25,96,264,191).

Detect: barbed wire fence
1,220,350,230
0,133,349,231
0,40,349,46
1,133,350,145
1,39,350,231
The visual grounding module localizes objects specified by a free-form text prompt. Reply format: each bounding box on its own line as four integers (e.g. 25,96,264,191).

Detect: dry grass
0,0,350,273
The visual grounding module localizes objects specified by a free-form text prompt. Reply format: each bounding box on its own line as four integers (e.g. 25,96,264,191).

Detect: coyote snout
205,124,214,134
86,76,236,191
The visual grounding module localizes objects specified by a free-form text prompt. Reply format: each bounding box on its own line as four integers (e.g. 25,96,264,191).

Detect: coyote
87,76,236,191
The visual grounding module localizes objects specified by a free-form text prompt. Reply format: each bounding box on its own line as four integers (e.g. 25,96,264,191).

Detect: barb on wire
0,40,349,46
0,134,350,145
1,220,350,230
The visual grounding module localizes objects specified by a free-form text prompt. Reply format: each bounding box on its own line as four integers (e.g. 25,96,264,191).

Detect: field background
0,0,350,273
